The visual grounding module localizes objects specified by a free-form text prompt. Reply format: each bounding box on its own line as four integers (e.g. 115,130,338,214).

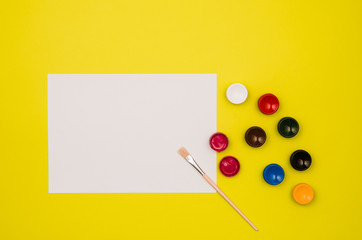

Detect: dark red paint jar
209,132,229,152
219,156,240,177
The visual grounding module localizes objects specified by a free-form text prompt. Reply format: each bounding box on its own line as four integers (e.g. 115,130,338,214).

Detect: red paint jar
258,93,279,115
219,156,240,177
209,132,229,152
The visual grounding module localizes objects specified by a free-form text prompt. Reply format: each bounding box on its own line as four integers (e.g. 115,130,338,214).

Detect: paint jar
290,150,312,171
209,132,229,152
226,83,248,104
263,164,284,185
292,183,314,205
219,156,240,177
258,93,279,114
278,117,299,138
245,126,266,147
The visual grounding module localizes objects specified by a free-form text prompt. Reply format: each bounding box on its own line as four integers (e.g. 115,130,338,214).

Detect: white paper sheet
48,74,216,193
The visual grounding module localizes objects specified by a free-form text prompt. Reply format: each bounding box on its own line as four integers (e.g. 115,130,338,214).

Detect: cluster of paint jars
210,83,314,205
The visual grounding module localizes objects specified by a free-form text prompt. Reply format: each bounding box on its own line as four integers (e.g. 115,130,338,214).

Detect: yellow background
1,0,362,239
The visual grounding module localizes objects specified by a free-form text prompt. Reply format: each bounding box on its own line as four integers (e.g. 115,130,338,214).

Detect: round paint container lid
209,132,229,152
278,117,299,138
263,164,284,185
245,126,266,147
292,183,314,205
219,156,240,177
226,83,248,104
290,150,312,171
258,93,279,115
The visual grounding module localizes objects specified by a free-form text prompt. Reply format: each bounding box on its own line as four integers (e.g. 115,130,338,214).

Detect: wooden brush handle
203,174,258,231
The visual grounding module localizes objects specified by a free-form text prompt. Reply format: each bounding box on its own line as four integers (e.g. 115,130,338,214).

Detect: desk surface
1,0,362,239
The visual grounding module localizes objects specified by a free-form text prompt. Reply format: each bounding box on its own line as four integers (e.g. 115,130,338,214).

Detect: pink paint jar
219,156,240,177
209,132,229,152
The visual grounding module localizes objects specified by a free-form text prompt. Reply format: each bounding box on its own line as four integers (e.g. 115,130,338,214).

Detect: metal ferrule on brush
185,155,205,175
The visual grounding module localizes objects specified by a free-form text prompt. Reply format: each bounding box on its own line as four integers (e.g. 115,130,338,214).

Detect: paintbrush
178,147,258,231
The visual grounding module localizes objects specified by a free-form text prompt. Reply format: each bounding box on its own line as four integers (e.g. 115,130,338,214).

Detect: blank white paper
48,74,216,193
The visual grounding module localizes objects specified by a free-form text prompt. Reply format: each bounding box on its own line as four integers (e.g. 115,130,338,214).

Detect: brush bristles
178,147,190,159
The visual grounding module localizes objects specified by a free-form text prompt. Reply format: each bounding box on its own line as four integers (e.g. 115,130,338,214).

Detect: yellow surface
1,0,362,239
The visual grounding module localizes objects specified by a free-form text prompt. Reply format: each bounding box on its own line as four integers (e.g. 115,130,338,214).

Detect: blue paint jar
263,164,284,185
